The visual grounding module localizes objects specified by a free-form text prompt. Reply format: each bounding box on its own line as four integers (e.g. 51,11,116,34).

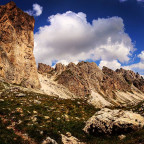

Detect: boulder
83,108,144,135
118,134,126,140
16,93,26,97
61,133,85,144
0,1,41,89
42,137,58,144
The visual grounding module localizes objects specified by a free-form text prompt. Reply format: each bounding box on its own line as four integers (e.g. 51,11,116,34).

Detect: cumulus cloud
57,60,79,66
138,51,144,62
123,51,144,71
123,62,144,70
34,11,134,66
99,60,121,70
25,3,43,16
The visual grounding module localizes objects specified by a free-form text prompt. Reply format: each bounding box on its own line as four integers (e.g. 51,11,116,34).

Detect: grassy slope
0,80,144,144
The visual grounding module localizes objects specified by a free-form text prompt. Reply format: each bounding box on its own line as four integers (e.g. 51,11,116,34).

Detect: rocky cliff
38,62,133,98
0,2,41,89
38,62,144,107
38,63,54,74
116,68,144,92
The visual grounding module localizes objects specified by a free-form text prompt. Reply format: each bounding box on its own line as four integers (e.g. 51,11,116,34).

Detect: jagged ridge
38,62,144,108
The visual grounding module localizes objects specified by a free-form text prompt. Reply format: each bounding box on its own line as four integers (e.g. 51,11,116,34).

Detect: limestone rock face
0,2,41,89
38,63,54,74
116,68,144,92
56,62,132,98
38,62,144,108
38,62,143,100
102,66,131,92
83,108,144,135
55,63,66,74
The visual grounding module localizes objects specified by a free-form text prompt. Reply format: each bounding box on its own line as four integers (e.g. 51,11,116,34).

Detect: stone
64,114,69,121
44,116,50,120
32,116,37,122
61,134,85,144
16,93,26,97
33,110,37,114
16,107,23,113
118,134,126,140
0,2,41,89
34,100,41,104
83,108,144,135
42,137,58,144
66,132,72,137
57,117,60,120
0,99,4,102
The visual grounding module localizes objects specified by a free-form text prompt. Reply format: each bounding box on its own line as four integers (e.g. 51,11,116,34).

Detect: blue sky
1,0,144,75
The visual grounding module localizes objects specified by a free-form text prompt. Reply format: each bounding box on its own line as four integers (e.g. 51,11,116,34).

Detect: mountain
0,1,40,89
38,62,144,108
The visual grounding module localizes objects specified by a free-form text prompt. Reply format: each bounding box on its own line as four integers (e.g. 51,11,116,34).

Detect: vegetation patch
0,80,144,144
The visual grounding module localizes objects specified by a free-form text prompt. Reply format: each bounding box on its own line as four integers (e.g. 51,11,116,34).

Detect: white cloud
123,51,144,71
25,4,43,17
34,11,134,66
56,60,79,66
123,62,144,70
99,60,121,70
138,51,144,62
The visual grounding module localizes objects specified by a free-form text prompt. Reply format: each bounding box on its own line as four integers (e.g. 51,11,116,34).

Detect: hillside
0,78,144,144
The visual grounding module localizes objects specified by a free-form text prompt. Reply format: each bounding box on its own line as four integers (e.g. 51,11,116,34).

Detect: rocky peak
38,61,144,101
77,61,102,74
116,68,137,79
102,66,115,77
56,62,134,97
0,2,41,89
116,68,144,92
67,62,76,68
5,1,16,9
38,63,54,74
102,66,131,92
0,1,34,31
55,63,66,74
